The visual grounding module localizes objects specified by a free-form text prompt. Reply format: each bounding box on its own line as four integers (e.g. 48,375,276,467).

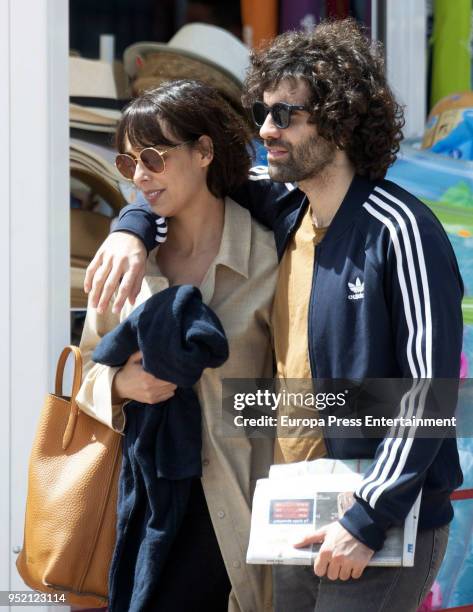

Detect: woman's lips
143,189,165,205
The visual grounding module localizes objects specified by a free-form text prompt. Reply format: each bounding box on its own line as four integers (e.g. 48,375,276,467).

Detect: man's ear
196,135,214,168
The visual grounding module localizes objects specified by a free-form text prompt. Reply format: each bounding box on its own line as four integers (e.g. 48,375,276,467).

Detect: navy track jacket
114,171,464,552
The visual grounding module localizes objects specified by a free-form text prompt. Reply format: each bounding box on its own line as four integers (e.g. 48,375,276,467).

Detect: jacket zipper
308,245,333,457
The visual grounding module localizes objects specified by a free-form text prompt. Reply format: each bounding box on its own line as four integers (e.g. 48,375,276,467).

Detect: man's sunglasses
251,101,308,129
115,141,193,180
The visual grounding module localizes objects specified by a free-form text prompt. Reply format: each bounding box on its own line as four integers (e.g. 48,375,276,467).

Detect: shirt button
202,459,210,467
232,560,241,568
217,510,226,519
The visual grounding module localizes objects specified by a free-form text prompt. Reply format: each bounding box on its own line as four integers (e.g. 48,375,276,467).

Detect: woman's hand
112,352,177,404
84,232,147,314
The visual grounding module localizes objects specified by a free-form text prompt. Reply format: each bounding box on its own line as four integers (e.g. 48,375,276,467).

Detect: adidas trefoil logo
348,277,364,300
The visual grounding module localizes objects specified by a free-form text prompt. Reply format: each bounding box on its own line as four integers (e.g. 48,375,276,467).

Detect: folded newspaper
247,459,421,567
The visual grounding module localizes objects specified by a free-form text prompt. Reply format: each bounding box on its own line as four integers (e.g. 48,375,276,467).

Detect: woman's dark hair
116,79,252,198
242,18,404,180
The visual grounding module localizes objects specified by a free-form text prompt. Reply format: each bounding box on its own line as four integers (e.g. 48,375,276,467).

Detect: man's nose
259,111,281,141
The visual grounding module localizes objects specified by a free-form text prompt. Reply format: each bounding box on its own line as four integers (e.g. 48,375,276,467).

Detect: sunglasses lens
252,102,268,127
115,155,136,180
272,104,290,129
140,148,165,174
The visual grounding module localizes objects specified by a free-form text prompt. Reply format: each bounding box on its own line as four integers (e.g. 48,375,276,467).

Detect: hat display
69,103,120,133
70,138,126,207
69,58,127,308
69,57,124,133
69,138,129,309
70,209,112,309
123,23,249,109
68,57,136,309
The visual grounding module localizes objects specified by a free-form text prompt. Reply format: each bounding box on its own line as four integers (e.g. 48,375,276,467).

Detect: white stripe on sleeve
357,192,432,509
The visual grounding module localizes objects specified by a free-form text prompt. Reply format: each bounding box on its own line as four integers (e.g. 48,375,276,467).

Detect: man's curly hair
242,19,404,180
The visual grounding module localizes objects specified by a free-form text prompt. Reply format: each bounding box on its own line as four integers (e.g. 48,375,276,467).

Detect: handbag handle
55,345,83,450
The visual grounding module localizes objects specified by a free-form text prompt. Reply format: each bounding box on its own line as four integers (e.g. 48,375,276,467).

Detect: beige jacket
76,197,278,612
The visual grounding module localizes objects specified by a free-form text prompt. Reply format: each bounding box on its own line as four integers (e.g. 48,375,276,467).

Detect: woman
76,80,277,612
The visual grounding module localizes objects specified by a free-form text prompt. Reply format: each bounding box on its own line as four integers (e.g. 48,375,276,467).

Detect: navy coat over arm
92,285,229,612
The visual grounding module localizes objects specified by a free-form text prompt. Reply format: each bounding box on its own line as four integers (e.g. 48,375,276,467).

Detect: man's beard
266,133,337,183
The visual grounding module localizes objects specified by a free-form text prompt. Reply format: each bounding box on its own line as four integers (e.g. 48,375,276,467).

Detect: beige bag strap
55,345,83,450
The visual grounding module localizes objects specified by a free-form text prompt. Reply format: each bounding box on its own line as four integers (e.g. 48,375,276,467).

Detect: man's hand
84,232,147,314
112,352,177,404
294,521,375,581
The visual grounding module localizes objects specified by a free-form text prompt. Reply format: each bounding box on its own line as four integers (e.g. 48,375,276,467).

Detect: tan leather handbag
16,345,122,607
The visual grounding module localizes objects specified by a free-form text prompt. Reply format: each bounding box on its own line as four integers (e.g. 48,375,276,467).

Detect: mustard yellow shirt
271,203,328,464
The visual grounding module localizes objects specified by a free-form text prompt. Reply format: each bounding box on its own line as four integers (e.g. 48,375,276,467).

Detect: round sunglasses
115,141,193,180
251,101,309,129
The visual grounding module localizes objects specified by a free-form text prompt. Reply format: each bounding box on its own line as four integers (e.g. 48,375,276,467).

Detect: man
85,19,463,612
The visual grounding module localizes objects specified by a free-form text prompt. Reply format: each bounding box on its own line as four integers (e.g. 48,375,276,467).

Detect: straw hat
69,57,124,132
70,208,112,308
69,136,128,309
69,138,127,212
123,23,249,110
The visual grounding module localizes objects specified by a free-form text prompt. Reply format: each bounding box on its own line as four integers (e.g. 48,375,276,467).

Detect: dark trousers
110,476,231,612
108,406,194,612
273,525,449,612
109,402,230,612
149,479,231,612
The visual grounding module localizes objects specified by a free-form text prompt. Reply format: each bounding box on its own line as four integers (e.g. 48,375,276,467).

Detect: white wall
0,0,70,610
0,0,12,598
385,0,427,139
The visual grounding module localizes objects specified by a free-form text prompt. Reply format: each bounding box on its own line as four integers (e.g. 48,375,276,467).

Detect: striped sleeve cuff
113,209,160,253
155,216,168,244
